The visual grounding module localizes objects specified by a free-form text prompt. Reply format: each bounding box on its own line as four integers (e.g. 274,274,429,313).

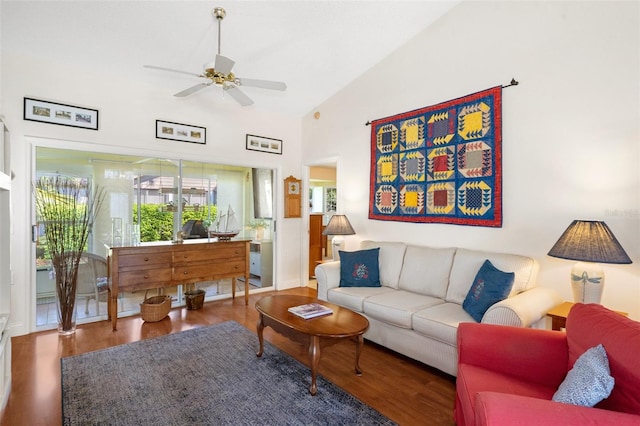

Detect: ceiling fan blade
174,82,212,97
144,65,203,78
214,54,235,75
224,85,254,106
236,78,287,91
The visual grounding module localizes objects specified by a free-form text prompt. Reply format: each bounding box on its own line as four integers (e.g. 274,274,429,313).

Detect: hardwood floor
1,287,456,426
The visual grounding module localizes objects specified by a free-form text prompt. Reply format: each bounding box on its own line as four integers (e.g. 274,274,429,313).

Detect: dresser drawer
173,250,215,263
117,251,173,268
118,268,173,290
174,244,245,262
173,261,245,282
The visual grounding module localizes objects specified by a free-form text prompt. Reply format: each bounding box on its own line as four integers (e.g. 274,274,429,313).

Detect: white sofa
315,241,562,376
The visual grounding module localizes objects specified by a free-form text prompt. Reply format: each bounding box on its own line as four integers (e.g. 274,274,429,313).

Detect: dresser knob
144,275,149,279
144,257,149,261
183,271,188,275
234,265,239,269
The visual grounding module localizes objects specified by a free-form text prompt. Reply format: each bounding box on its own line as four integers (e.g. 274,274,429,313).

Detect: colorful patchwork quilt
369,86,502,227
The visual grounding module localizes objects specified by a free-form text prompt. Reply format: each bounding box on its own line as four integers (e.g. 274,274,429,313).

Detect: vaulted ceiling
2,1,458,116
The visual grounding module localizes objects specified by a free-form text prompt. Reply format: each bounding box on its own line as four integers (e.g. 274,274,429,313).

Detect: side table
546,301,628,331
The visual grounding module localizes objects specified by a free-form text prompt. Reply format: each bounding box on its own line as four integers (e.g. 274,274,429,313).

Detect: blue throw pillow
339,248,381,288
553,344,614,407
462,259,515,322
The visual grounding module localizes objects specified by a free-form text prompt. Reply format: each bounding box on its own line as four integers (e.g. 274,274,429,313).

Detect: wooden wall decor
284,175,302,218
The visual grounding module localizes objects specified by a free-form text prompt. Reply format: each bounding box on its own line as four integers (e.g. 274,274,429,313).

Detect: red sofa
455,303,640,425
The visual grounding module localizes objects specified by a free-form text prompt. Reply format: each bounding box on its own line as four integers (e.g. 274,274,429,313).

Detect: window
34,147,276,329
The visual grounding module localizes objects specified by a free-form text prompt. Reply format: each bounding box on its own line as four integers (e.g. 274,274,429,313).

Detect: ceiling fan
144,7,286,106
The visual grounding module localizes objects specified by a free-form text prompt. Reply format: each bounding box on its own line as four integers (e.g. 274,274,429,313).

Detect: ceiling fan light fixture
202,65,235,85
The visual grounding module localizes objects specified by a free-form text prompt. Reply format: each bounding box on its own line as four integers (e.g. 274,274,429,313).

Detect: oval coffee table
255,295,369,395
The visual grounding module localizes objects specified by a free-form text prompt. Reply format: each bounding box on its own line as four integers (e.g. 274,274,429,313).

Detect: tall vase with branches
34,176,105,335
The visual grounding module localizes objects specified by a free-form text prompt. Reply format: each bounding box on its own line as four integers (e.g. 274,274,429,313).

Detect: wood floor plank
1,287,456,426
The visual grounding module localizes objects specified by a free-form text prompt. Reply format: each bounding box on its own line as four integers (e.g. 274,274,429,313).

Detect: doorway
306,162,337,285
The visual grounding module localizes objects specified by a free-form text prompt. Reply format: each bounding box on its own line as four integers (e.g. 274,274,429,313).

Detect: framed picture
156,120,206,144
24,98,99,130
246,134,282,155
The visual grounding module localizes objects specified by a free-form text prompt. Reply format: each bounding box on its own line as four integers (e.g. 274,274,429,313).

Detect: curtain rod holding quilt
364,78,519,126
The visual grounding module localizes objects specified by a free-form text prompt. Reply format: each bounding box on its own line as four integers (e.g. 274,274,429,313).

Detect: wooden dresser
108,240,250,330
309,214,325,277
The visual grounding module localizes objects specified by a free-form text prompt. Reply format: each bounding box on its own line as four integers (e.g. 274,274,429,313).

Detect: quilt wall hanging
369,86,502,227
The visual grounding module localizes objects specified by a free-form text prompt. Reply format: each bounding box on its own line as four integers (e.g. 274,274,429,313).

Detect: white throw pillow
553,344,614,407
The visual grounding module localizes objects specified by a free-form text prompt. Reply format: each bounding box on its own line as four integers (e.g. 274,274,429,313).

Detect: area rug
62,321,395,425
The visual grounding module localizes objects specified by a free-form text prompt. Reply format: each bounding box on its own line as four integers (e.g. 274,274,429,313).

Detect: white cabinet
249,241,273,287
0,120,12,410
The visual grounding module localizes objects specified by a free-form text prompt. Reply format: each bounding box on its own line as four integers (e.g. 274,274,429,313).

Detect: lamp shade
547,220,632,264
322,214,355,236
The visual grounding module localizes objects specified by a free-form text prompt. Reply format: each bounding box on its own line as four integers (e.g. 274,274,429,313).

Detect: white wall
302,1,640,318
2,53,304,335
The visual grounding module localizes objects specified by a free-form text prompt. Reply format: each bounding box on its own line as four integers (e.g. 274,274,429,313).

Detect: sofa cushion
360,241,406,289
339,248,380,287
363,290,443,329
566,303,640,414
553,344,614,407
446,248,538,304
462,259,515,322
474,392,640,426
413,302,474,345
327,286,395,313
398,245,456,298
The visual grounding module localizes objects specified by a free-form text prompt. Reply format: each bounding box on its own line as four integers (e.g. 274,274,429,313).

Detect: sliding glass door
34,146,276,329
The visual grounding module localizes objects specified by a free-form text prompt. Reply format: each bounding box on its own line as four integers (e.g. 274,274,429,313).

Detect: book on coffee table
288,303,333,319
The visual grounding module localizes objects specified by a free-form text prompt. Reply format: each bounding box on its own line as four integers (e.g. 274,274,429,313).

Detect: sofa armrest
476,392,640,426
483,287,563,327
458,322,568,387
315,261,340,301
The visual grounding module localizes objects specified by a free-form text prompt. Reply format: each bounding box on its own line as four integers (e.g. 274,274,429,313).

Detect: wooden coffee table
255,295,369,395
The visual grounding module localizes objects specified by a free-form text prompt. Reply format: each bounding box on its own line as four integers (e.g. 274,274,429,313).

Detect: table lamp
322,214,355,260
547,220,632,304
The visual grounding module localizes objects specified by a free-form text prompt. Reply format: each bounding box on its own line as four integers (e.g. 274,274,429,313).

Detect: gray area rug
62,320,395,425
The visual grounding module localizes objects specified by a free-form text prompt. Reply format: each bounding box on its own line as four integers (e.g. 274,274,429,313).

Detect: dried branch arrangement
34,176,105,334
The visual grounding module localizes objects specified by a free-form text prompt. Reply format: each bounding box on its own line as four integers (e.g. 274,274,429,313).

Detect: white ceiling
2,1,458,117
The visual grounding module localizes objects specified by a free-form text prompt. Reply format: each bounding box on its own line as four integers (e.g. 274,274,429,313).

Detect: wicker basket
140,290,171,322
185,289,205,310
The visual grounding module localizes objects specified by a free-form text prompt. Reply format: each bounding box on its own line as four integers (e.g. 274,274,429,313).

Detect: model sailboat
209,205,240,241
